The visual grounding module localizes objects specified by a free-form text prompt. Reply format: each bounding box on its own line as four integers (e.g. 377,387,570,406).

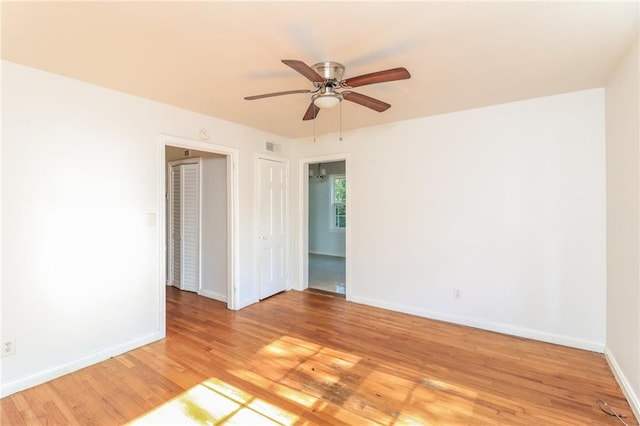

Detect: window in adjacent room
330,174,346,231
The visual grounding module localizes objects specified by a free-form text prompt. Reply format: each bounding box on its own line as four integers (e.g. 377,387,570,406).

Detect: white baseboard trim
238,296,259,309
348,295,604,352
0,330,164,398
199,289,227,303
605,347,640,423
308,251,345,258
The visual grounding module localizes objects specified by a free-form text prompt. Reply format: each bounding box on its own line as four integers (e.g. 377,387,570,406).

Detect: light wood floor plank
1,287,636,425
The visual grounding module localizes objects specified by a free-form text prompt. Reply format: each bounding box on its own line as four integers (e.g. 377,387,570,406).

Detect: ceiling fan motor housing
312,61,345,84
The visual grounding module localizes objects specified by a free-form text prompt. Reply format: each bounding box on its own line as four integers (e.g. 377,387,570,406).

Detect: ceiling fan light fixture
313,93,342,109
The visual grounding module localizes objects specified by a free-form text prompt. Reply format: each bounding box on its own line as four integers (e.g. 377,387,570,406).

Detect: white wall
0,61,291,396
201,156,228,301
309,161,345,257
293,89,606,351
605,37,640,419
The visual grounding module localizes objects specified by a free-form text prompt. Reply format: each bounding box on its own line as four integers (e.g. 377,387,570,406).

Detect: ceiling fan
244,60,411,121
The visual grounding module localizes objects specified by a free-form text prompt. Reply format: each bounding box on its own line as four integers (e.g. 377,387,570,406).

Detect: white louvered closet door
168,161,200,293
169,166,182,287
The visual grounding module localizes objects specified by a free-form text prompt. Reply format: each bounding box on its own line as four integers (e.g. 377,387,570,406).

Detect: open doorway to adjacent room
159,135,240,321
165,146,229,302
307,160,346,296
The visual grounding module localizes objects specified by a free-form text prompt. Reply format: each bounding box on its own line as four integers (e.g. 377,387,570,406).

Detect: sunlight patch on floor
242,336,363,409
258,336,360,367
129,378,298,425
130,334,485,425
229,334,483,424
231,369,319,408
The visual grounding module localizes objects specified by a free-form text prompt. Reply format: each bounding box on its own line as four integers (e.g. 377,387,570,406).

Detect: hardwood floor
1,287,636,425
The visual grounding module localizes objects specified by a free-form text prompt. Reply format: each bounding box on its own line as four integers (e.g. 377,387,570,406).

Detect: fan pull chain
339,101,343,141
313,108,316,142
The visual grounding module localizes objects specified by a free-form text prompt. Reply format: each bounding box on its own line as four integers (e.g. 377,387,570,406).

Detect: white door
258,158,287,299
168,165,182,287
168,161,200,292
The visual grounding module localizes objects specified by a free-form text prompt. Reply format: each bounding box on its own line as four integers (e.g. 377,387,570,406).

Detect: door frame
158,135,240,328
255,154,290,300
297,153,351,299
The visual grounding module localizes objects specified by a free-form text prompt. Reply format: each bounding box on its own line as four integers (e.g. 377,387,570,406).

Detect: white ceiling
2,1,638,139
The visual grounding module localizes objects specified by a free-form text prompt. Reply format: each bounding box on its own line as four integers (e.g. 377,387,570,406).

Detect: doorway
159,135,240,318
300,156,349,297
166,146,228,301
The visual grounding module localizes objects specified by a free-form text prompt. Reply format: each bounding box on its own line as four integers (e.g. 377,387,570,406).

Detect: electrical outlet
145,213,156,227
453,289,461,300
2,339,16,357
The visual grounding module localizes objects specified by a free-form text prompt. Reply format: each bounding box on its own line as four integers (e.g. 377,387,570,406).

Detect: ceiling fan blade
342,91,391,112
303,103,320,121
282,59,325,83
342,67,411,88
244,89,311,100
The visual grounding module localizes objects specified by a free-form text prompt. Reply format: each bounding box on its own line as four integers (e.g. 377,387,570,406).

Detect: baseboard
199,289,227,303
238,296,259,309
348,295,604,352
308,251,345,258
605,347,640,422
0,330,164,398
